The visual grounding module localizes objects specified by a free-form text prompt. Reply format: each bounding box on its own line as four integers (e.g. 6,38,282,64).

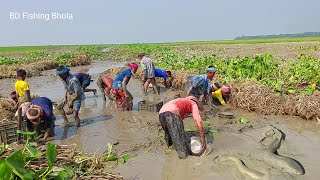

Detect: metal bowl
190,136,203,155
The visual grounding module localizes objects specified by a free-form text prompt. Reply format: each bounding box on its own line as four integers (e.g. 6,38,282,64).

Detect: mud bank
0,55,91,79
1,61,320,180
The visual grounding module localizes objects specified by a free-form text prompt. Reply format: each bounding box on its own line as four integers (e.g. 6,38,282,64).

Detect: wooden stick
17,106,22,142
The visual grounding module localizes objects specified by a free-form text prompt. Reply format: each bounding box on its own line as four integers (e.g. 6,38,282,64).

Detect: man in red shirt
159,96,206,159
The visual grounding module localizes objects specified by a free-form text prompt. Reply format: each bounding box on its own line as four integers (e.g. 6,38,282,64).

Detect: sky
0,0,319,46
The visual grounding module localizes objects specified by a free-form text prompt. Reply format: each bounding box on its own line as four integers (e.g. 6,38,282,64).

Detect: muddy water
1,61,320,180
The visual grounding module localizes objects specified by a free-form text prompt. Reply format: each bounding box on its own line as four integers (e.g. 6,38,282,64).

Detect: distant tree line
234,32,320,40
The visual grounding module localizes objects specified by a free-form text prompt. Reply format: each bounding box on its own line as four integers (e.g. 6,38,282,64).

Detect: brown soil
0,55,91,79
230,81,320,120
0,98,16,122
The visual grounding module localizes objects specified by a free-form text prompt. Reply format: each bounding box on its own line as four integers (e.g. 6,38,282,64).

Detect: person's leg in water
150,77,159,94
56,100,70,126
159,112,173,147
82,79,97,96
83,88,97,96
97,76,107,101
163,112,188,159
143,78,151,95
125,89,133,111
141,78,146,95
73,101,81,127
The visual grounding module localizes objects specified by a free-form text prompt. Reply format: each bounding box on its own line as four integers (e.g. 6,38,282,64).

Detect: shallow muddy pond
1,61,320,180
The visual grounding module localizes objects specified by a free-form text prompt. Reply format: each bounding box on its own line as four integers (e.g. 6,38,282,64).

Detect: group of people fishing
11,52,231,159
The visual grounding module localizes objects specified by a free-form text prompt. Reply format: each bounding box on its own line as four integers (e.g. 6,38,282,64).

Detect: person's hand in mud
67,95,75,109
200,134,207,151
205,95,216,110
34,133,44,141
43,128,52,141
200,112,209,121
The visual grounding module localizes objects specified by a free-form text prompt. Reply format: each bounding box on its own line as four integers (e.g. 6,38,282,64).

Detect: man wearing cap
111,63,138,111
24,97,55,140
56,66,85,127
158,96,207,159
137,52,159,95
185,66,216,109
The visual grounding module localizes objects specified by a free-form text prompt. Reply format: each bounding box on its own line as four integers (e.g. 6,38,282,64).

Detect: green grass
151,36,320,46
1,36,319,54
0,45,75,53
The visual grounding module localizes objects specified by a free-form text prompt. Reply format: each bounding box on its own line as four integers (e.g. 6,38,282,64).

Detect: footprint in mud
213,125,305,179
53,115,113,140
81,115,113,125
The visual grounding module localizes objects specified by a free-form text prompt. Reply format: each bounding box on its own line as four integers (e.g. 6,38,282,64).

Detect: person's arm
67,81,81,107
24,115,33,132
122,76,130,97
212,84,219,91
205,95,216,109
191,103,207,150
140,60,147,78
44,116,53,140
43,128,51,140
186,84,196,96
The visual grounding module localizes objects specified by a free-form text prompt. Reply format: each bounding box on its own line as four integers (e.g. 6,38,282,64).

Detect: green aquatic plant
0,130,64,180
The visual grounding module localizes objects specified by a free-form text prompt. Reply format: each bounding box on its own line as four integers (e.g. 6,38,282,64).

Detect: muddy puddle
1,61,320,180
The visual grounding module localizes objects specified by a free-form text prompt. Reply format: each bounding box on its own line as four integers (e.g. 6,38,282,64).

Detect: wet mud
1,61,320,180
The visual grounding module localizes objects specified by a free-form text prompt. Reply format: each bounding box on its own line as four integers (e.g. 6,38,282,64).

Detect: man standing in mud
185,67,216,109
138,52,159,95
56,66,85,127
159,96,206,159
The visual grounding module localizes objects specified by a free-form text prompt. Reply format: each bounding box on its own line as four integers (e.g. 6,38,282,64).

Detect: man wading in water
138,52,159,95
56,66,85,127
159,96,207,159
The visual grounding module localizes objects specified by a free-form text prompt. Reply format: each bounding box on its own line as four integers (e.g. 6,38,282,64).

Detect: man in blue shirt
111,63,138,111
24,97,55,140
184,66,216,109
74,73,97,96
155,69,173,88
